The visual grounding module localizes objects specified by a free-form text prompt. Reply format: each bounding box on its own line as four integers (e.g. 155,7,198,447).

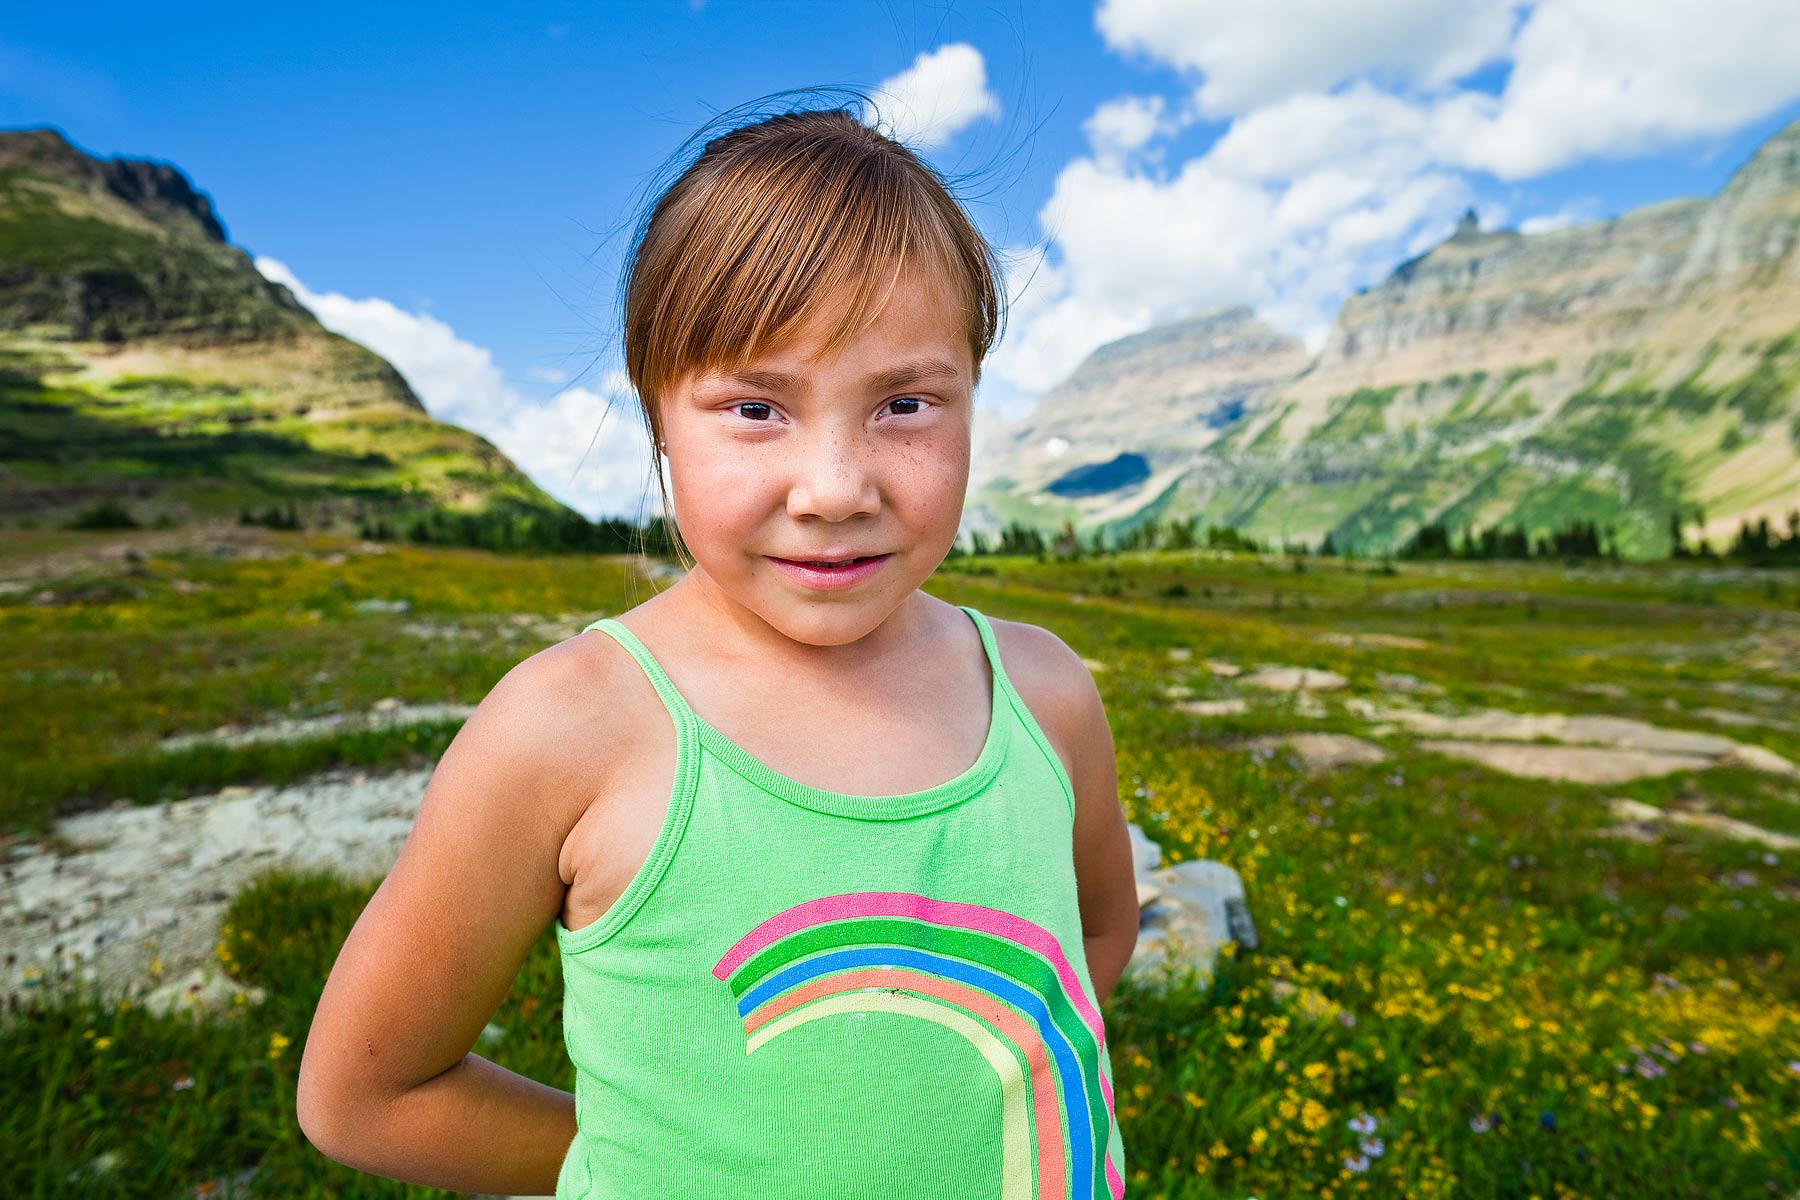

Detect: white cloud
1518,197,1603,234
988,101,1474,389
868,42,1000,151
988,0,1800,401
254,257,658,521
986,246,1154,395
1094,0,1521,116
1448,0,1800,178
1082,94,1192,165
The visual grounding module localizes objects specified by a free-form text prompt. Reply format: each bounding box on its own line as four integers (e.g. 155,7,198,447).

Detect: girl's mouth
766,553,892,589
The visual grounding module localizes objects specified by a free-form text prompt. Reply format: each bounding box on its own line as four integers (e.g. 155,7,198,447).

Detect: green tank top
552,603,1127,1199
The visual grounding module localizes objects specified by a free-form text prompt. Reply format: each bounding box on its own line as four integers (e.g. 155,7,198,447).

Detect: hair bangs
644,140,972,401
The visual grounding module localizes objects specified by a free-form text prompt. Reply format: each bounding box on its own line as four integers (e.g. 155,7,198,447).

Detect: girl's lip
766,553,892,590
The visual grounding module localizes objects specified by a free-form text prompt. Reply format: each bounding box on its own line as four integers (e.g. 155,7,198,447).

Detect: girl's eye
729,397,929,422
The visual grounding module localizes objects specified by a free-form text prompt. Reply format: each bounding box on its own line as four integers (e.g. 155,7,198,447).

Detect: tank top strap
955,603,1079,821
955,604,1008,687
582,617,701,740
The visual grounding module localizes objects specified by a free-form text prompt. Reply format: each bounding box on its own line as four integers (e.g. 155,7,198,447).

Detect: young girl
296,94,1140,1199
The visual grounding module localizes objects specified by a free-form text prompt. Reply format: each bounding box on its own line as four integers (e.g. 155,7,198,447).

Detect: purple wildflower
1470,1114,1491,1133
1343,1153,1369,1174
1360,1137,1385,1158
1348,1112,1377,1135
1539,1111,1556,1131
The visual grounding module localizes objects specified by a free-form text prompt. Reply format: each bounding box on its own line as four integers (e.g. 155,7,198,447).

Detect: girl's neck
654,566,933,674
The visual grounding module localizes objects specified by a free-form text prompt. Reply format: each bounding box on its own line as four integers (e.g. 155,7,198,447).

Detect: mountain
973,118,1800,557
0,126,577,533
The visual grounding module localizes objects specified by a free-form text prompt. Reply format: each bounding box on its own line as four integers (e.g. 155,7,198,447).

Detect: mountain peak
1718,113,1800,201
1078,303,1298,373
0,126,227,243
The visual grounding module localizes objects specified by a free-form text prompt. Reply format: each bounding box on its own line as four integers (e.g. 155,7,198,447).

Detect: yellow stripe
747,990,1034,1200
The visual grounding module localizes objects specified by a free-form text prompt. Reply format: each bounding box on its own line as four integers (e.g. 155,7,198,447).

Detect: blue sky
6,2,1799,520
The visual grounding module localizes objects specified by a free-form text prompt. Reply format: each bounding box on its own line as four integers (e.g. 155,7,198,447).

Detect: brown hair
609,87,1011,567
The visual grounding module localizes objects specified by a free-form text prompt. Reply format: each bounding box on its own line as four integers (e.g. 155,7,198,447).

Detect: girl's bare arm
999,620,1141,1006
296,637,621,1196
1061,656,1140,1007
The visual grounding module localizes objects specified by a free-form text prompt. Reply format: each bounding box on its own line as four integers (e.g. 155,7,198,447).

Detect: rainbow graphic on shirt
712,890,1125,1200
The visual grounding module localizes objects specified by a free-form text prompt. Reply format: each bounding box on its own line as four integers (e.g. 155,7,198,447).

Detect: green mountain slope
0,127,579,533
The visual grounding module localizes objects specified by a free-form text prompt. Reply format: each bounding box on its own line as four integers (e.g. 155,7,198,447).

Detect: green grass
3,530,1798,1196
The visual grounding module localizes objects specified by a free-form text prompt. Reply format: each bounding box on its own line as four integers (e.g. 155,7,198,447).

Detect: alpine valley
970,117,1800,559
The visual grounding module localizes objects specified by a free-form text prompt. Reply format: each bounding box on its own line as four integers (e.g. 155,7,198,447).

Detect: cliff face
0,127,574,527
973,117,1800,556
0,126,230,242
0,127,318,345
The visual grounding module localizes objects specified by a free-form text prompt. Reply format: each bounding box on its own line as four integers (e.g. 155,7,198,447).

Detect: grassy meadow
3,525,1798,1198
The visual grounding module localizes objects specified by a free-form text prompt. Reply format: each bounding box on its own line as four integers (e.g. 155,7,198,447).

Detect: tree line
1669,507,1800,565
54,494,1800,568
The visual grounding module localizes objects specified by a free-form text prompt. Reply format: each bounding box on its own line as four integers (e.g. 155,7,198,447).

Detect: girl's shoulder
472,619,667,786
973,610,1089,776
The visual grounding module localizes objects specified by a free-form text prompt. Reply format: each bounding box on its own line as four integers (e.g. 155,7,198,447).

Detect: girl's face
659,261,975,647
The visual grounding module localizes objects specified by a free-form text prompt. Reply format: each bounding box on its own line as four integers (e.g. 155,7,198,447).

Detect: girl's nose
785,431,880,520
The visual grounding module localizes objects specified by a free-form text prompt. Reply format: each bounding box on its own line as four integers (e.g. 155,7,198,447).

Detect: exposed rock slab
1240,665,1348,690
1,768,430,1008
1347,699,1799,780
1375,671,1445,695
1603,798,1800,850
1317,632,1432,650
1173,697,1250,717
159,701,475,752
1417,740,1713,784
1247,732,1390,772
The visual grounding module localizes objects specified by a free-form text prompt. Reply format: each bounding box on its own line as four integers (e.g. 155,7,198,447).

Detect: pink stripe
744,966,1067,1198
714,890,1122,1178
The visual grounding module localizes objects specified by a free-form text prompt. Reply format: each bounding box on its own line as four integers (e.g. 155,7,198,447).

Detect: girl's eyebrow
697,356,963,394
